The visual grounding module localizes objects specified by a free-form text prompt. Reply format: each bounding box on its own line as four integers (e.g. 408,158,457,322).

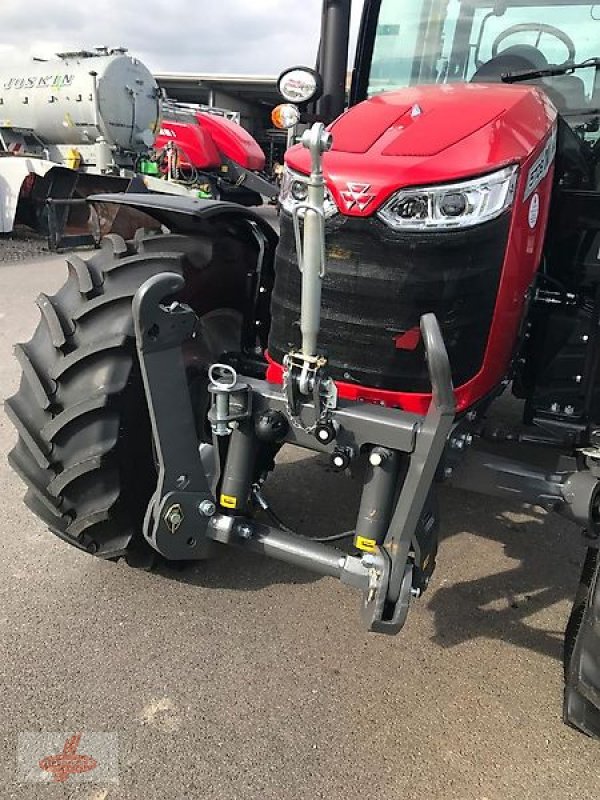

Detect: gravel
0,207,279,265
0,226,54,263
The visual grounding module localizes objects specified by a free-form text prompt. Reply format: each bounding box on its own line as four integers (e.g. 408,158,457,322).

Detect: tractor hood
286,83,556,217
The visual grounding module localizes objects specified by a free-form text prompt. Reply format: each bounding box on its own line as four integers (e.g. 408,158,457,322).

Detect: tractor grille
268,212,511,394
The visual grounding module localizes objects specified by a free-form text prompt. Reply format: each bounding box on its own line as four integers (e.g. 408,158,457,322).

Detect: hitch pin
208,363,238,436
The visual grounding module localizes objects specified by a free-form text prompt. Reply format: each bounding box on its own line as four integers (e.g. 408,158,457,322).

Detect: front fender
89,192,278,248
90,192,279,352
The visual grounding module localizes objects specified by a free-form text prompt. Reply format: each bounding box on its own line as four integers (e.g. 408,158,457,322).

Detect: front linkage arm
372,314,455,633
133,272,215,560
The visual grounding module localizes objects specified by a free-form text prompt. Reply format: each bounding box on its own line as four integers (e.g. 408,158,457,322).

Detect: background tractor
0,50,274,248
7,0,600,739
147,100,276,206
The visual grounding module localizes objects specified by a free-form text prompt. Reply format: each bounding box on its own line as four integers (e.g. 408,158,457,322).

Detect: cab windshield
366,0,600,120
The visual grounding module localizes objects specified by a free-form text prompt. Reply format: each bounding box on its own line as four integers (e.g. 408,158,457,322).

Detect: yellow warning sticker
220,494,238,509
355,536,377,553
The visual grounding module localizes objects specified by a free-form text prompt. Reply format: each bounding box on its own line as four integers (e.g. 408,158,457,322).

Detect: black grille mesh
268,212,511,393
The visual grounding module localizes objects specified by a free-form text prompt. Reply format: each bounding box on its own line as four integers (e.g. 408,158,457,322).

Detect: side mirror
277,66,323,105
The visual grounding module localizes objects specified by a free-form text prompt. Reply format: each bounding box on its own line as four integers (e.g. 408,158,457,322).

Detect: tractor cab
355,1,599,115
352,0,600,179
276,2,600,172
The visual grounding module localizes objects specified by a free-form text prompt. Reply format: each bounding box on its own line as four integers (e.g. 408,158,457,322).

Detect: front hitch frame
132,270,456,633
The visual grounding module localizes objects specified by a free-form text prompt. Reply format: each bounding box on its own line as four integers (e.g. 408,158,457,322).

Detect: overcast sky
0,0,363,75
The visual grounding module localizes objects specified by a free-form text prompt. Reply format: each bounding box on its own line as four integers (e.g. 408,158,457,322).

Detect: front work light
279,166,339,219
277,66,323,105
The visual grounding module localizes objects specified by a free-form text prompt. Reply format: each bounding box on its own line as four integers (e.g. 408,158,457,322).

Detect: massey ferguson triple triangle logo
340,183,375,212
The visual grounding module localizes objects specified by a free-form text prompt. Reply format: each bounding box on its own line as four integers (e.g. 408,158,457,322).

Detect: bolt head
444,467,453,479
198,500,216,517
369,452,383,467
164,503,184,534
237,523,253,540
565,405,575,416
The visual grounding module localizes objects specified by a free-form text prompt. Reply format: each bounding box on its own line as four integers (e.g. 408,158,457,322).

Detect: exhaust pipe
317,0,352,122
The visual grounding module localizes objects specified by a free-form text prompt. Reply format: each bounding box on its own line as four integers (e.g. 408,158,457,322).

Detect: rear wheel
563,547,600,738
6,230,246,566
564,548,599,676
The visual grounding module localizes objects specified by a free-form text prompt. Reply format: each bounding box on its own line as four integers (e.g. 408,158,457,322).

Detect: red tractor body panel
155,113,266,172
194,112,266,171
268,84,557,414
155,120,222,170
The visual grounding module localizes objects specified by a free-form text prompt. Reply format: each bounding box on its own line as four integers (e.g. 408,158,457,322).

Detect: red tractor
147,102,276,206
7,0,600,738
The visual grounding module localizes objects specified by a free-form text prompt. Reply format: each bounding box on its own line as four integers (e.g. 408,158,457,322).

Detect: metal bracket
361,553,414,635
364,313,455,632
282,352,336,431
133,272,215,559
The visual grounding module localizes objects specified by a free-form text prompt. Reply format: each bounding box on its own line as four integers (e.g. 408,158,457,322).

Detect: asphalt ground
1,248,600,799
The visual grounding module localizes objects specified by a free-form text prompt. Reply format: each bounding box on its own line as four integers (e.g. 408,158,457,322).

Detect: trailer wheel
6,231,245,568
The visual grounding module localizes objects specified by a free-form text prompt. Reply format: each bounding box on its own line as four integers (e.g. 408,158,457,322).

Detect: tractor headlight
279,166,339,219
378,166,519,231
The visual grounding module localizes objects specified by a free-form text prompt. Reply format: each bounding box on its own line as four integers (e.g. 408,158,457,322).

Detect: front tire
6,230,246,565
